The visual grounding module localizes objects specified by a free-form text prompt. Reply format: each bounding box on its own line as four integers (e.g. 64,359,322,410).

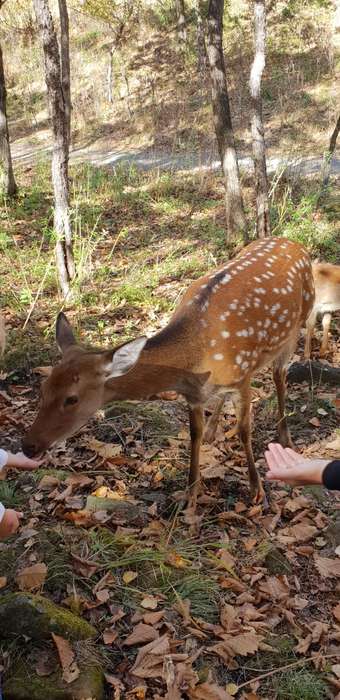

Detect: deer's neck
104,314,208,404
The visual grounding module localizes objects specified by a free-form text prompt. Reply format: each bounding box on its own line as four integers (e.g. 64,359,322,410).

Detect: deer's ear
104,337,147,378
56,313,77,353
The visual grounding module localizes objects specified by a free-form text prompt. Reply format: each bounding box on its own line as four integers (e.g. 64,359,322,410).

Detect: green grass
276,668,328,700
0,482,24,509
1,161,338,373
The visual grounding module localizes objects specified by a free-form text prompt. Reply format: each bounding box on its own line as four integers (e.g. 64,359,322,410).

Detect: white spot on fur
221,330,230,338
213,353,224,361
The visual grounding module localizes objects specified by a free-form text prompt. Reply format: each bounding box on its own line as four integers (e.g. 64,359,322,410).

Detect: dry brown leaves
52,633,80,684
16,562,47,591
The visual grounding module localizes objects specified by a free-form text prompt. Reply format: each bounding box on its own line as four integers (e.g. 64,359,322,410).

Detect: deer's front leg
187,403,204,510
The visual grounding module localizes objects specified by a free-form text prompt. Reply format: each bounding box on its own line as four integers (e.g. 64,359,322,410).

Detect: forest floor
0,161,340,699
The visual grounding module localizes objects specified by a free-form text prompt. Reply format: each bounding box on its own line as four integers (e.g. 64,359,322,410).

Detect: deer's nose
22,439,39,458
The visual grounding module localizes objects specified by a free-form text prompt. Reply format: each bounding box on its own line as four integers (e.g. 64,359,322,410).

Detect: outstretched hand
6,452,43,471
265,443,328,486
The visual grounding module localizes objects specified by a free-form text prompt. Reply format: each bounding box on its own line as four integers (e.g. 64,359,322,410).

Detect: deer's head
22,313,146,457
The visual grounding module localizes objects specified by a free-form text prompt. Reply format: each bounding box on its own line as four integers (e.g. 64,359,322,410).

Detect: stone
3,660,104,700
0,593,96,641
86,495,147,524
257,542,292,575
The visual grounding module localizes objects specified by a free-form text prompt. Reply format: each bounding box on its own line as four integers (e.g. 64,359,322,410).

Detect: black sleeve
322,460,340,491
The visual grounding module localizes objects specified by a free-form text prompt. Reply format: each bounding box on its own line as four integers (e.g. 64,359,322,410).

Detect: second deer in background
305,262,340,359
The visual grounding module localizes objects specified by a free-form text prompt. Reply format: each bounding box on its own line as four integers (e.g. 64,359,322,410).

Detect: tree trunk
0,41,17,197
194,0,207,74
287,360,340,387
107,46,114,103
205,0,247,243
175,0,187,44
318,114,340,200
58,0,71,144
249,0,270,238
33,0,74,297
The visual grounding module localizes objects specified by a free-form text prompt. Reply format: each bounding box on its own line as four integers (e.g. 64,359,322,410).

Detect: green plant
276,668,328,700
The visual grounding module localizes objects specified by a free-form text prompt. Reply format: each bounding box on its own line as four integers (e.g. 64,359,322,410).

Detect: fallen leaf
141,595,158,610
309,417,320,427
225,632,261,656
38,475,60,490
166,551,188,569
220,604,239,632
71,554,98,578
124,623,159,646
91,486,124,500
35,652,55,677
16,562,47,591
96,588,110,603
259,576,290,601
333,604,340,622
52,633,80,684
314,555,340,578
86,437,122,459
0,576,7,588
103,628,118,644
187,682,233,699
143,610,165,625
123,570,138,584
326,436,340,452
131,634,170,678
279,523,318,543
66,474,93,488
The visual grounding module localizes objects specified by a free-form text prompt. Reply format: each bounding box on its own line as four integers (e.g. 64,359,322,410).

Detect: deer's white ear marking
105,337,147,378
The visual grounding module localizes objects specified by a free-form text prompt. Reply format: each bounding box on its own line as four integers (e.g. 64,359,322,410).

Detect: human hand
6,451,43,470
265,443,328,486
0,509,23,539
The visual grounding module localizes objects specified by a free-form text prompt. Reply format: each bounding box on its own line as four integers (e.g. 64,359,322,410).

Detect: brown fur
23,238,314,508
304,262,340,358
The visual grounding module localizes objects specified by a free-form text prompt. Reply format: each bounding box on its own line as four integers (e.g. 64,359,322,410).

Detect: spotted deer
304,262,340,359
23,238,314,508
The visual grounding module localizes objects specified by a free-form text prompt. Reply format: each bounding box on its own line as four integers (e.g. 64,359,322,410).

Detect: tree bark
58,0,71,144
33,0,74,297
175,0,187,44
194,0,207,74
107,46,114,103
249,0,270,238
318,114,340,200
0,41,17,197
206,0,248,243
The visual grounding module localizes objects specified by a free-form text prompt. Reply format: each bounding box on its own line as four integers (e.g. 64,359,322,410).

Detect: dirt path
11,134,340,177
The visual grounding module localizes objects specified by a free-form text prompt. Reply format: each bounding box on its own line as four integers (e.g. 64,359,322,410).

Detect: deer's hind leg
204,393,226,443
234,383,264,504
272,334,299,448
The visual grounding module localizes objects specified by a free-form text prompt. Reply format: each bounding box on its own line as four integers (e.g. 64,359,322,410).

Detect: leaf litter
0,345,340,698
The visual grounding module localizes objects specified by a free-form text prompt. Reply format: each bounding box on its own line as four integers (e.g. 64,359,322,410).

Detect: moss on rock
3,660,104,700
0,593,96,641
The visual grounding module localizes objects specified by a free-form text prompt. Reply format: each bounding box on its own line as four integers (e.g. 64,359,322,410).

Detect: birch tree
249,0,270,238
0,0,17,197
205,0,247,242
33,0,74,297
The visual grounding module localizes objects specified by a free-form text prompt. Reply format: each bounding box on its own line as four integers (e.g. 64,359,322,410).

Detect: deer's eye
64,395,78,407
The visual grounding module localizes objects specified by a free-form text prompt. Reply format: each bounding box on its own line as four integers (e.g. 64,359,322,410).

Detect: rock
3,660,104,700
0,593,96,641
324,514,340,547
258,542,292,575
86,495,147,524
